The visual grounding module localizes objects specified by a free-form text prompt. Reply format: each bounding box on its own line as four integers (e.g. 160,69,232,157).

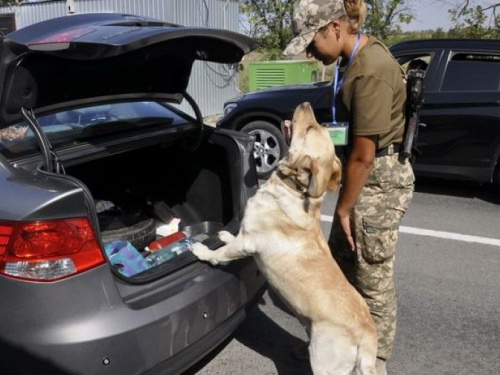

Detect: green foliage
238,61,250,93
364,0,414,40
240,0,416,57
240,0,299,60
0,0,18,5
384,30,433,46
239,0,500,70
432,28,447,39
448,5,500,39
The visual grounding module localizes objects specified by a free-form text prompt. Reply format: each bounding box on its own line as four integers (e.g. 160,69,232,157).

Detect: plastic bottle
146,231,186,252
145,237,196,267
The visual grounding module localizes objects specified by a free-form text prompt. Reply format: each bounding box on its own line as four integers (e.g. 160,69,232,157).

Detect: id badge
322,122,349,146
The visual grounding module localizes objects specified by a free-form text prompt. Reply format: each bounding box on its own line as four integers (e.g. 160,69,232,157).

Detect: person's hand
281,120,293,145
336,208,355,251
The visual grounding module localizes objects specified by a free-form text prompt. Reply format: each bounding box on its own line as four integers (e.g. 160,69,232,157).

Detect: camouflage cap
284,0,346,56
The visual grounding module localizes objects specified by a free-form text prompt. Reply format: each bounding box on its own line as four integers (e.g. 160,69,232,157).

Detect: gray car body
0,13,266,375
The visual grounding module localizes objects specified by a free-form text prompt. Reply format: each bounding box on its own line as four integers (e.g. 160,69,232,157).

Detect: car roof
0,13,257,127
390,38,500,53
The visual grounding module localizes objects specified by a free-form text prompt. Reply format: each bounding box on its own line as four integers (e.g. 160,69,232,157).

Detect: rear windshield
0,101,193,158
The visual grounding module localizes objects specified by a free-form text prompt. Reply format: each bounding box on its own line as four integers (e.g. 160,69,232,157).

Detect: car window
396,54,432,74
0,101,193,157
441,52,500,92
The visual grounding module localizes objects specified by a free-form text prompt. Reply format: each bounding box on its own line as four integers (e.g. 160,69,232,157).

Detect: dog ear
281,151,335,198
307,155,343,197
327,156,342,192
306,157,332,198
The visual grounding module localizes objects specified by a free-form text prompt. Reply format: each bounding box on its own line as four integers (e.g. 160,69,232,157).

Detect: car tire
241,120,288,180
98,207,146,231
101,218,156,250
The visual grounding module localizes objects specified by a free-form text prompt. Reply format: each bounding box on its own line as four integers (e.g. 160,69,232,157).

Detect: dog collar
276,170,308,197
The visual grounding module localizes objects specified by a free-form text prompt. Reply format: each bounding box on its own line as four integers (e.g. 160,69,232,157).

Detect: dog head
278,102,342,198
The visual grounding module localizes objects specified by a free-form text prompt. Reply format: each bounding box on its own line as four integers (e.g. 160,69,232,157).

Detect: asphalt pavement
186,177,500,375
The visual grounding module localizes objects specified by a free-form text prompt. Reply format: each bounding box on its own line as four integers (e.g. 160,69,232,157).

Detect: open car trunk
0,13,259,284
64,131,246,280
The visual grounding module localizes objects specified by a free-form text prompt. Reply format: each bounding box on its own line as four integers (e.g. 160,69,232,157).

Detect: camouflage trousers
328,151,414,360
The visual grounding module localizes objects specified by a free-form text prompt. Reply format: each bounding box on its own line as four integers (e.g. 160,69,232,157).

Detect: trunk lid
0,13,257,127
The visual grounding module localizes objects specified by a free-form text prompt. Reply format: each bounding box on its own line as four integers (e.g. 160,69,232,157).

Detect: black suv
218,39,500,185
0,13,266,375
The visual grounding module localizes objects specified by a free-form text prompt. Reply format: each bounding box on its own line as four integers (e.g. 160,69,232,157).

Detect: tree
363,0,414,40
448,1,500,38
240,0,416,59
0,0,21,5
240,0,298,60
432,28,447,39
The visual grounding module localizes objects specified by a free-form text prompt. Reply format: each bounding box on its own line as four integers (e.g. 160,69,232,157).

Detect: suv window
397,54,432,75
442,52,500,92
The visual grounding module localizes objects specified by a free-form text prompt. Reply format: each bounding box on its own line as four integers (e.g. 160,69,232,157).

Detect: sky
21,0,490,33
402,0,492,31
403,0,455,31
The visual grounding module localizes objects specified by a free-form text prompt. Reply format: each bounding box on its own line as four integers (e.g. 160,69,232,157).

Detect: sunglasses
305,39,317,57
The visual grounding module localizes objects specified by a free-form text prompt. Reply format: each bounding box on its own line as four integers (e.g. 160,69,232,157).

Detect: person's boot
290,341,309,361
376,357,388,375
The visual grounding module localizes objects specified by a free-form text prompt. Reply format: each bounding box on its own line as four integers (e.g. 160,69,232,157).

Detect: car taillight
0,218,105,282
27,27,96,51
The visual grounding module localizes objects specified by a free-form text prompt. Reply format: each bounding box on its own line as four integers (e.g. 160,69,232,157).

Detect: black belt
375,143,402,157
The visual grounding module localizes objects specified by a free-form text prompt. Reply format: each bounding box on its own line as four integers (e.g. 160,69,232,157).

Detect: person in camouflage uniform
330,148,414,364
285,0,415,373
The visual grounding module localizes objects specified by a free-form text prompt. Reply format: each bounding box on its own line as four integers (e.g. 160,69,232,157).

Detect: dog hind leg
309,323,357,375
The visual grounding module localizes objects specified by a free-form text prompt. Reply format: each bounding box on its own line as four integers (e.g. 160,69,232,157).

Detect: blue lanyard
332,33,361,124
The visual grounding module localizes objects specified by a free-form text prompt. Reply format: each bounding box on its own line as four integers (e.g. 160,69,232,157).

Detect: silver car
0,13,266,375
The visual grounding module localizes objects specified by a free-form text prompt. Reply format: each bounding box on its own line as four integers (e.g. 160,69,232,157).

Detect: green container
248,60,319,91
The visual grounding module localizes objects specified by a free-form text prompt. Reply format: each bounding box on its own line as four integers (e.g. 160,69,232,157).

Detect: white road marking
320,215,500,247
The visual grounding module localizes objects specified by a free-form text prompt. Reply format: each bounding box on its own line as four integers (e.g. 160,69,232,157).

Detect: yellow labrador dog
192,102,378,375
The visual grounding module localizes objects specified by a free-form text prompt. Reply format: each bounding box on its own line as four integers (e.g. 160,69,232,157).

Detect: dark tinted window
442,53,500,91
396,54,432,74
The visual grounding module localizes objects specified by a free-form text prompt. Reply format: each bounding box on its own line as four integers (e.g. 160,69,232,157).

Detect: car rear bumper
0,259,266,375
146,283,267,375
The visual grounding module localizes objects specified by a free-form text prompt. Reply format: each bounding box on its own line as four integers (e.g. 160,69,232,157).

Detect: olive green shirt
337,36,406,150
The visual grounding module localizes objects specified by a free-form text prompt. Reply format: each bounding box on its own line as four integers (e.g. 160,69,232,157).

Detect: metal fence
0,0,241,117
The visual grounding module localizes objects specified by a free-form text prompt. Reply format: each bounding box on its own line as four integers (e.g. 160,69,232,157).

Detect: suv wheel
241,120,287,179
